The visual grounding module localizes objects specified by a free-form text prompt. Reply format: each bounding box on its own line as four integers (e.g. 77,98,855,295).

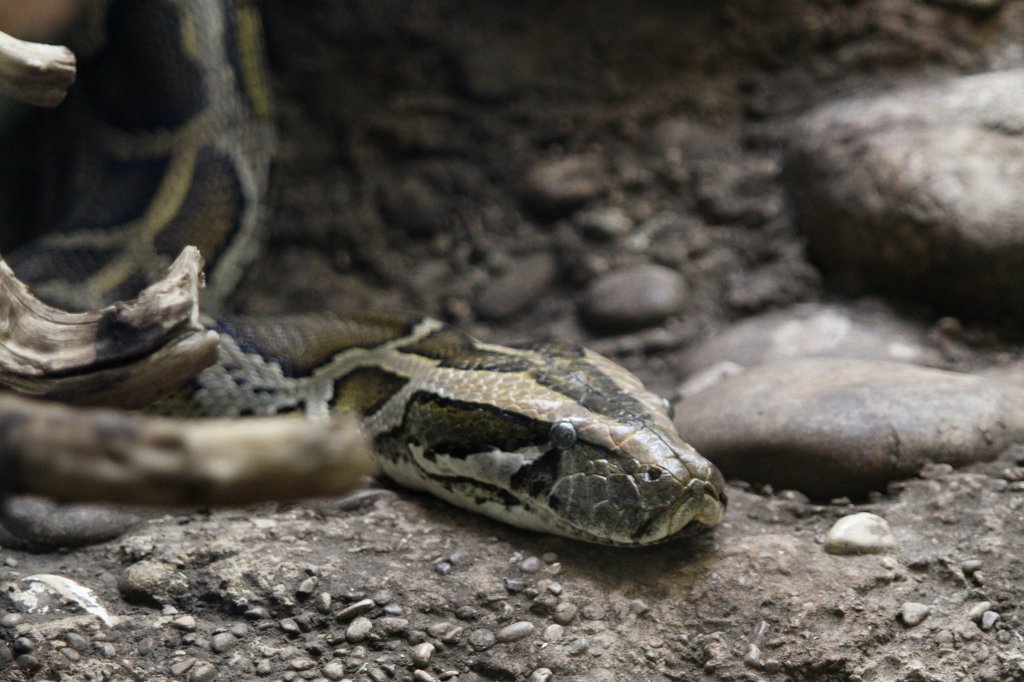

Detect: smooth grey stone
900,602,931,627
784,69,1024,323
674,358,1024,499
119,559,190,605
825,513,898,555
581,264,687,333
0,496,140,551
475,252,558,321
680,302,947,375
522,155,606,216
575,207,634,240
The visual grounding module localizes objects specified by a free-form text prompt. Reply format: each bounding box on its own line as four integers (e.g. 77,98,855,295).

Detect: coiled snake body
6,0,726,545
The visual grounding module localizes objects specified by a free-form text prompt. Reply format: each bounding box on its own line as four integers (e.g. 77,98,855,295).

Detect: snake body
6,0,726,545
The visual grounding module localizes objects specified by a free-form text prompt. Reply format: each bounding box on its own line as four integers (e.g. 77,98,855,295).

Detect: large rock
674,358,1024,499
680,302,949,374
784,69,1024,323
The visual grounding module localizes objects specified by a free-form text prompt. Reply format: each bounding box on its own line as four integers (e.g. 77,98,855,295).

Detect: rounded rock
674,358,1024,499
475,252,558,321
346,617,373,643
190,662,217,682
899,602,931,627
529,668,554,682
980,611,1000,631
0,497,140,551
211,632,237,654
468,629,496,651
520,556,542,574
825,513,898,555
496,621,535,643
581,264,687,333
411,642,434,668
784,69,1024,323
553,602,579,626
522,155,607,217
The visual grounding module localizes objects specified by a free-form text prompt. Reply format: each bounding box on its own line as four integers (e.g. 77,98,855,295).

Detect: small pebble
317,592,332,614
563,636,589,656
427,621,450,638
541,552,558,563
522,154,606,216
170,659,196,676
576,206,633,240
581,264,687,333
171,616,197,632
824,513,898,555
468,629,496,651
496,621,535,643
553,602,579,625
296,577,317,598
520,556,542,573
211,632,237,654
4,557,18,568
961,559,982,575
529,668,554,682
190,662,217,682
279,618,301,635
372,589,393,605
244,606,269,620
547,582,562,596
289,656,316,671
980,611,1000,631
899,602,931,627
412,642,435,668
629,599,650,615
346,617,373,643
15,654,40,673
336,598,375,622
414,670,438,682
322,661,346,680
504,578,527,593
0,614,21,628
543,624,564,641
968,601,992,623
379,617,409,636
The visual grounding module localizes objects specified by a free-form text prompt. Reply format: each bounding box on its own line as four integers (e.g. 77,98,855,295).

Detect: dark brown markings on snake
8,244,120,302
215,313,418,377
376,392,551,461
429,474,523,510
152,149,243,266
397,327,532,372
509,448,562,498
328,367,409,417
55,156,171,234
528,351,653,425
86,0,207,130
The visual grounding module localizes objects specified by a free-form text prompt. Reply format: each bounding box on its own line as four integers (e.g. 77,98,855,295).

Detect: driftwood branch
0,393,374,506
0,247,373,506
0,28,75,107
0,246,218,408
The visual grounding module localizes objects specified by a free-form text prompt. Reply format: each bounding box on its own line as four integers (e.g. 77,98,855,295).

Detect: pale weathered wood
0,393,374,506
0,247,219,408
0,27,75,107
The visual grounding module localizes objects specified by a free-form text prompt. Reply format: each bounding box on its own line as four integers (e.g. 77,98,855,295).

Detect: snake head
377,329,727,546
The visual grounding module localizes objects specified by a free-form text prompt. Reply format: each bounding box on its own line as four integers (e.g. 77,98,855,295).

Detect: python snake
4,0,726,545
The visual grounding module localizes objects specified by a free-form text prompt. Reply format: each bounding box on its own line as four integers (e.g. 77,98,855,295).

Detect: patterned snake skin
6,0,726,545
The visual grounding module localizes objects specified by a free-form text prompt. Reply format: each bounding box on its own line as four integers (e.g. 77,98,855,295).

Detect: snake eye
549,421,577,449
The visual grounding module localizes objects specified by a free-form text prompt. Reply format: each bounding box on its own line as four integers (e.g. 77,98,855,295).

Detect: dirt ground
2,1,1024,681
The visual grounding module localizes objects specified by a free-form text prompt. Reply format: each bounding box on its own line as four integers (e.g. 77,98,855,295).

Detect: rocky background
2,0,1024,680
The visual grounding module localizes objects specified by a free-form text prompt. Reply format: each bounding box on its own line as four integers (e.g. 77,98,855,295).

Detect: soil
2,1,1024,681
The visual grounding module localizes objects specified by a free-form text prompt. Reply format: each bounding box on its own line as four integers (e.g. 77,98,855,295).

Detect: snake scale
5,0,726,545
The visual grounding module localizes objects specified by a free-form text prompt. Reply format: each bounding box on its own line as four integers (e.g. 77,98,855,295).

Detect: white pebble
824,513,898,555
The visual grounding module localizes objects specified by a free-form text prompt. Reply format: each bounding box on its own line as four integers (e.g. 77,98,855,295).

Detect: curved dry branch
0,393,374,506
0,246,218,408
0,28,75,107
